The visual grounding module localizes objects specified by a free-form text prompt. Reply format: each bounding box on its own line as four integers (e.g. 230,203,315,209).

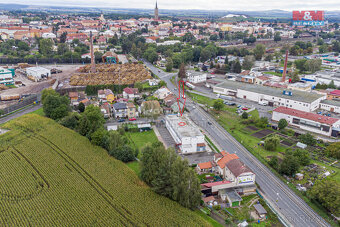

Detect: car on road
207,122,212,125
129,118,137,121
118,119,125,122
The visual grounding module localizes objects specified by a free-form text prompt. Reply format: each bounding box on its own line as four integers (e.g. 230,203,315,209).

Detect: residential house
112,102,127,118
154,87,171,100
198,151,256,195
148,79,160,86
98,89,106,99
141,100,162,117
126,102,138,118
272,106,340,137
254,75,270,85
163,94,177,107
68,92,79,105
123,87,140,100
100,103,111,119
327,90,340,100
105,89,115,103
197,161,214,173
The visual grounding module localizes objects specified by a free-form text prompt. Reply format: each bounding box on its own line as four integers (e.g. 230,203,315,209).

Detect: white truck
258,100,269,106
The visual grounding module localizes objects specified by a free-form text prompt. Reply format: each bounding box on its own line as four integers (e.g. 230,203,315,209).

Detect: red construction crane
282,50,288,82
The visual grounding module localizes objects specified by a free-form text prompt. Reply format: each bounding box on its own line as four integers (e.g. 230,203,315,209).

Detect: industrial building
0,67,14,86
213,80,325,112
319,99,340,114
26,67,51,82
272,107,340,137
165,114,206,154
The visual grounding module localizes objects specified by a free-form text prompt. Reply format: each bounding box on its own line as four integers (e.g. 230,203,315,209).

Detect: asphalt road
144,61,330,227
0,104,42,125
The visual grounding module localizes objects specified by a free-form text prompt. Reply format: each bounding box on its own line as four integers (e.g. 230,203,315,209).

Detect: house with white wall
187,72,207,84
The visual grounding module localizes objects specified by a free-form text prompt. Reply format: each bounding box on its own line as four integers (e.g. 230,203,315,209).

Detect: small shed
202,196,216,206
253,204,267,219
137,123,152,131
107,125,118,131
219,190,242,207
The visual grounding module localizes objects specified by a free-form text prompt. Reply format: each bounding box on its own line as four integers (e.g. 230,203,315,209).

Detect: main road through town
144,60,330,227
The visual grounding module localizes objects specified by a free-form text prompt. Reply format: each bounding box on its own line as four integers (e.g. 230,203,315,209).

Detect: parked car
242,107,249,111
129,118,137,121
118,119,125,122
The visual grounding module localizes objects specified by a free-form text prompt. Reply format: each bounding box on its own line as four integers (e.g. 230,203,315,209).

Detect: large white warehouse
165,114,206,154
213,80,325,112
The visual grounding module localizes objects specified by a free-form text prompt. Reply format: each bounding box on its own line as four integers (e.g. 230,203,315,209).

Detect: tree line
140,142,201,210
41,89,138,163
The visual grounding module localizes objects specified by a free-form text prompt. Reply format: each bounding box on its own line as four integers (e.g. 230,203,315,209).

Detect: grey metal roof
253,204,267,214
226,190,242,202
113,102,127,110
320,99,340,107
214,80,325,103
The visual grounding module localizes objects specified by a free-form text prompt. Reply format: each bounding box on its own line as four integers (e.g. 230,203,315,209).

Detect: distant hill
0,114,210,226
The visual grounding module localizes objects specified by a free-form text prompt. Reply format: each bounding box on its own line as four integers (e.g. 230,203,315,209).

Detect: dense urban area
0,3,339,227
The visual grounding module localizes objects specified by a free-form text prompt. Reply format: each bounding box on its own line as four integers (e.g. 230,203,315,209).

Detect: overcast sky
1,0,340,11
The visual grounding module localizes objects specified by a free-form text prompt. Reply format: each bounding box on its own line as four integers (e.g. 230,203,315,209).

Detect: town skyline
0,0,340,11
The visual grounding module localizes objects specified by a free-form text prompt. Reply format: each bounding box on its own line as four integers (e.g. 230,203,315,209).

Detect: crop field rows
0,114,209,226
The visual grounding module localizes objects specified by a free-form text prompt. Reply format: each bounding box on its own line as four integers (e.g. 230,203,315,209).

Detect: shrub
264,135,280,151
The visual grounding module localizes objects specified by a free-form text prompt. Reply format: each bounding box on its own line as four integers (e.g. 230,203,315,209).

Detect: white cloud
1,0,339,11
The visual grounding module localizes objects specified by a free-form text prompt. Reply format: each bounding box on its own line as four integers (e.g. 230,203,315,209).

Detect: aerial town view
0,0,339,226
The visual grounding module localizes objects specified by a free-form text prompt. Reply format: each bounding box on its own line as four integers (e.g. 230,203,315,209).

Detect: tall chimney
90,31,96,73
282,50,288,82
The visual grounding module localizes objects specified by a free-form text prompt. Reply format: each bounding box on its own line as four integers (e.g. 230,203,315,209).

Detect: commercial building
165,114,206,154
0,67,14,86
272,106,340,137
26,67,51,82
187,72,207,84
213,80,325,112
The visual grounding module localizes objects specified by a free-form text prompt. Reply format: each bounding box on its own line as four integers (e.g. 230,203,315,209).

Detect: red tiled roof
274,107,340,125
123,87,139,94
198,161,212,170
217,152,239,169
330,90,340,96
202,196,215,203
201,181,231,188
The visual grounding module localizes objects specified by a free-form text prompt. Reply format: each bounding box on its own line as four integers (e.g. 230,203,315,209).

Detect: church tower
154,1,159,21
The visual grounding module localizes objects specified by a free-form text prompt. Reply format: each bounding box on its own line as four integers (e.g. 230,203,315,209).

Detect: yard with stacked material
70,63,152,86
0,114,210,226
